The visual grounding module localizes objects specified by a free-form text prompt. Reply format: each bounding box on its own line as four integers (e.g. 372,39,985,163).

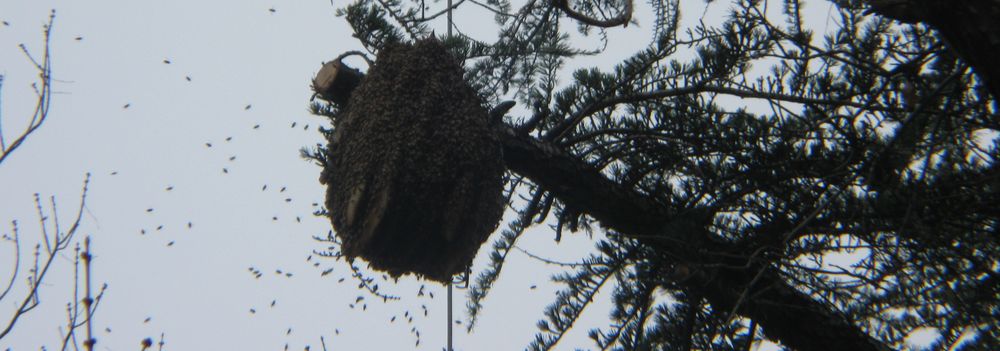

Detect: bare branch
35,193,51,253
81,238,95,351
0,174,91,340
59,243,82,351
0,222,21,302
58,238,106,351
0,9,56,166
0,74,5,149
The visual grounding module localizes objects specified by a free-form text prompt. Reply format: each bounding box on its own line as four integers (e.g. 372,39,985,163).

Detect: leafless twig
0,221,22,302
81,238,96,350
0,9,57,166
0,173,91,340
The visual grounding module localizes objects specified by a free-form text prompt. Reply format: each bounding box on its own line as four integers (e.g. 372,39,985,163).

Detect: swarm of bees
315,38,505,283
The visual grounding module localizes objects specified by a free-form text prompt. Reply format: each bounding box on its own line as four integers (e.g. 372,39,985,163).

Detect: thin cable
447,0,453,37
447,282,453,351
445,0,456,345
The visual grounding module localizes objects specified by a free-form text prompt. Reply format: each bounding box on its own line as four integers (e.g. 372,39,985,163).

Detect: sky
0,0,930,350
0,1,651,350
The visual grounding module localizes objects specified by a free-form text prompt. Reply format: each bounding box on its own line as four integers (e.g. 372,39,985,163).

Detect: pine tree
308,1,999,350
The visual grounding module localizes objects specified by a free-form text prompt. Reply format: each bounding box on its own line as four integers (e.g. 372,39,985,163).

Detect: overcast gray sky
0,0,898,350
0,1,654,350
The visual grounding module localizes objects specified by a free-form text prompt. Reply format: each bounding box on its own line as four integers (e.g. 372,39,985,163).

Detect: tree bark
312,60,365,106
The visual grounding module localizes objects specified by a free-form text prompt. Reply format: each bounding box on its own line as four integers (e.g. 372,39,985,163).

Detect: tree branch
0,10,56,166
501,125,889,351
0,221,21,303
313,62,891,350
862,0,1000,100
552,0,632,28
0,174,90,341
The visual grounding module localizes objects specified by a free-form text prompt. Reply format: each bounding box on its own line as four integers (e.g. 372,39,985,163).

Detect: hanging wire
447,0,453,37
445,0,457,346
447,282,453,351
445,1,458,347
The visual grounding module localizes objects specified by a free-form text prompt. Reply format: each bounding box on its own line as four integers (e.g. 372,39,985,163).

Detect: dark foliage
309,0,999,349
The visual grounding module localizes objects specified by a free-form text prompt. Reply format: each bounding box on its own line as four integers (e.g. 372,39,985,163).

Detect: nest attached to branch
315,38,505,283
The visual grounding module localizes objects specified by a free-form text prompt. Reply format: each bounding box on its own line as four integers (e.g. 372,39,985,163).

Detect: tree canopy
310,0,1000,350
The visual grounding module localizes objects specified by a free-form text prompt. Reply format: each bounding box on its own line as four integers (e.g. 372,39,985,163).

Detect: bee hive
320,38,505,283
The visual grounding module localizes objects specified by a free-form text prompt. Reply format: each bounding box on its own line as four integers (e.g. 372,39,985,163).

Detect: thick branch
312,56,367,107
501,127,887,351
704,264,888,351
500,127,671,236
863,0,1000,100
